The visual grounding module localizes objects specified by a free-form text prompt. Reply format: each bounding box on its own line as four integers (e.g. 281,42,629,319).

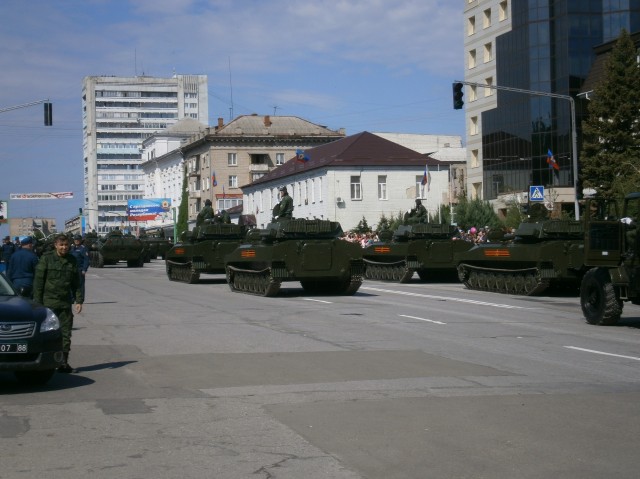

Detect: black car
0,272,64,385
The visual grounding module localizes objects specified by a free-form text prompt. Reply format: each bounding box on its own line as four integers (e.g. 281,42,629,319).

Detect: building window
470,85,477,102
467,16,476,36
471,116,478,136
350,175,362,200
318,177,323,202
378,175,387,200
415,176,426,199
227,152,237,166
484,42,493,63
483,8,491,28
472,182,482,200
485,77,494,96
276,153,285,165
471,149,479,168
499,1,508,21
468,49,477,69
228,175,237,188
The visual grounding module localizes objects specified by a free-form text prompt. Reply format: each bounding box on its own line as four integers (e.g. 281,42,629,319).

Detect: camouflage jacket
33,251,82,308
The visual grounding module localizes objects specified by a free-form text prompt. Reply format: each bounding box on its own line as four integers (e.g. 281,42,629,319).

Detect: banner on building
10,192,74,200
0,200,8,223
127,198,172,221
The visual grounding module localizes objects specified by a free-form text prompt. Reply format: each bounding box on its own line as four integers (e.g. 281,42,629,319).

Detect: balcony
249,163,269,172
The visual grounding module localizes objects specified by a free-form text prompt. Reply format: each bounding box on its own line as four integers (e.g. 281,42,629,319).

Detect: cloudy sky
0,0,464,234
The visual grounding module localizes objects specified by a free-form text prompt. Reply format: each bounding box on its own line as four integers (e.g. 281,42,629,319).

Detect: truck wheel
580,268,622,325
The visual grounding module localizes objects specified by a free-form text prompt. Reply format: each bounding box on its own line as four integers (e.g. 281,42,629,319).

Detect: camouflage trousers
52,306,74,353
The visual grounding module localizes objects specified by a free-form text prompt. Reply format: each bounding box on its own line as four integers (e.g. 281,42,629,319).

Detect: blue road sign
529,186,545,202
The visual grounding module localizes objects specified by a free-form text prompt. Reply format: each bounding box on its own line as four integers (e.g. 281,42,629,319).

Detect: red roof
247,131,438,188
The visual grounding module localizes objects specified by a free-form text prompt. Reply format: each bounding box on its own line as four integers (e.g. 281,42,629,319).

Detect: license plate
0,343,28,353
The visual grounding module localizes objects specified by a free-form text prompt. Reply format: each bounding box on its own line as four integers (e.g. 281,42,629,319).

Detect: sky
0,0,464,237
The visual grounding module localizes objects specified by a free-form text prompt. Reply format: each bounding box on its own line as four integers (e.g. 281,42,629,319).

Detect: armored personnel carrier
363,223,473,282
88,230,145,268
225,218,364,297
140,234,172,261
165,221,247,283
456,219,585,295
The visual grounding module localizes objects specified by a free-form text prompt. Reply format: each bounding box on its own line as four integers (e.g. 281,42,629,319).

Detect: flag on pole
296,149,310,163
421,163,430,191
212,171,218,186
546,148,560,171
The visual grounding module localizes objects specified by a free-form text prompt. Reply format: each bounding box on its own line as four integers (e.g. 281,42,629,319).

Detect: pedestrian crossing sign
529,186,544,202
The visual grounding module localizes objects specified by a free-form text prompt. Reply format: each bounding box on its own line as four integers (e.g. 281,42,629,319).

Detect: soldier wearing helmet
196,198,214,226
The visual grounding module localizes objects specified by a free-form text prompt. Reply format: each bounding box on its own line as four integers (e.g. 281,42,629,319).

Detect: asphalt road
2,260,640,479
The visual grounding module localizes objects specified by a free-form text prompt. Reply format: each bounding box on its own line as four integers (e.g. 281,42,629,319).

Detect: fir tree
580,29,640,198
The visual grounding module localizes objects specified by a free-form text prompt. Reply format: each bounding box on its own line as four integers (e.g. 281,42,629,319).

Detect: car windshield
0,272,18,296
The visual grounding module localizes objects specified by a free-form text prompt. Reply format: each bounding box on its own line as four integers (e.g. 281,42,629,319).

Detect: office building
463,0,640,213
82,75,208,233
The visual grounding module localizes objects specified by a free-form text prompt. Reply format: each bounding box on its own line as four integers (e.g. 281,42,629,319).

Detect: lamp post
455,81,579,220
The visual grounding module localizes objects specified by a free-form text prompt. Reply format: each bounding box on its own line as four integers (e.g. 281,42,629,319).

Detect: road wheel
14,369,55,386
580,268,622,325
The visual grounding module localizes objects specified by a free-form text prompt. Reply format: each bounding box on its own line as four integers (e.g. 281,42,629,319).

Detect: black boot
58,352,74,373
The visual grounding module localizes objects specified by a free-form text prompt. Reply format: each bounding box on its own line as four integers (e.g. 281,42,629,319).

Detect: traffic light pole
455,81,579,220
0,99,53,126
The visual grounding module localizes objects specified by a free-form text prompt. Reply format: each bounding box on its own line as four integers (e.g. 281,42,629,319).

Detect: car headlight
40,308,61,332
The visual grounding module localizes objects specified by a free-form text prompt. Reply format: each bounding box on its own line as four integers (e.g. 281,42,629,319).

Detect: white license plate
0,343,28,353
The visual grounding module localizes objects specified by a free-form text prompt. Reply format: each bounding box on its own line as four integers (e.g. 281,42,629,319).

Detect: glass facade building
469,0,640,202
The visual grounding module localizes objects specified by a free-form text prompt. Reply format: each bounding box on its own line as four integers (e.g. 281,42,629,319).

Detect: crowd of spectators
341,225,503,248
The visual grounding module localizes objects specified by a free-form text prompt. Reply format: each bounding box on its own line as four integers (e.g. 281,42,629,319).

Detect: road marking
303,298,333,304
399,314,446,325
361,286,532,310
564,346,640,361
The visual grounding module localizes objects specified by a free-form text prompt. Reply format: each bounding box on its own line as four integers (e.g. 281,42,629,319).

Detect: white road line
399,314,446,325
564,346,640,361
361,286,532,310
303,298,333,304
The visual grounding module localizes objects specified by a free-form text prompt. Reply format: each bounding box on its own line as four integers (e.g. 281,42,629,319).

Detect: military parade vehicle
165,220,247,284
224,218,364,297
580,193,640,325
88,230,146,268
363,223,473,282
456,219,586,296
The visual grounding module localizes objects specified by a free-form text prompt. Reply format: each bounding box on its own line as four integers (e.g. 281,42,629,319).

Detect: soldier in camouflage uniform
33,234,84,373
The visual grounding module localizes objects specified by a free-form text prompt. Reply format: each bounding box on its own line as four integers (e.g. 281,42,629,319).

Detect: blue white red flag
421,163,430,191
212,171,218,186
547,149,560,171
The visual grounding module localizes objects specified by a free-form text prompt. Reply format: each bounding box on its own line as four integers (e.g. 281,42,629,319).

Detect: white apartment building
82,75,208,233
463,0,511,199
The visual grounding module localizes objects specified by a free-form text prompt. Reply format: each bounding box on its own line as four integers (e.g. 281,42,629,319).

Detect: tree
453,197,501,230
580,29,640,198
354,216,372,234
176,164,189,239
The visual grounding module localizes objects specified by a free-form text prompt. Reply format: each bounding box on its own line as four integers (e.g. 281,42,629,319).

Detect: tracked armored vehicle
88,230,145,268
456,219,585,295
140,235,172,261
165,221,247,283
225,218,364,297
363,223,473,282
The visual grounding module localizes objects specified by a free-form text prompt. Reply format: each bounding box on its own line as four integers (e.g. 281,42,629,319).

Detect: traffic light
452,82,464,110
44,102,53,126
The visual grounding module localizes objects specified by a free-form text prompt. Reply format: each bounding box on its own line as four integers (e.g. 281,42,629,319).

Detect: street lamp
455,81,580,220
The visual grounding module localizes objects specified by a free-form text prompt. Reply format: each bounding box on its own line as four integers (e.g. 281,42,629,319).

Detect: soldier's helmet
415,199,422,205
279,186,287,193
205,199,212,206
74,234,83,241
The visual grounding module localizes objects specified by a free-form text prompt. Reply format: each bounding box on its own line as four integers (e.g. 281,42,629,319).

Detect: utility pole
455,81,579,220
